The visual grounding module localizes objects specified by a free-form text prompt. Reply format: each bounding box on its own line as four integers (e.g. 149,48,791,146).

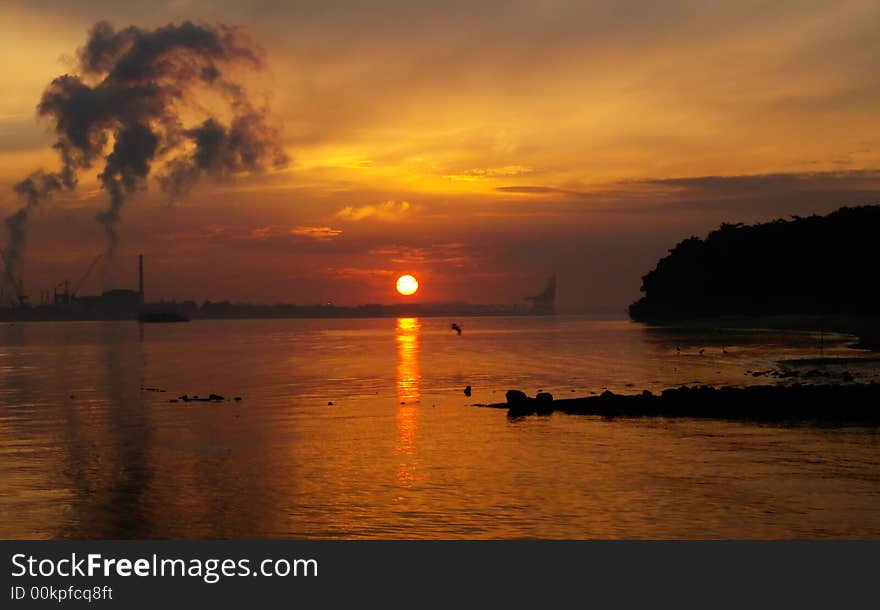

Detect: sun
396,274,419,296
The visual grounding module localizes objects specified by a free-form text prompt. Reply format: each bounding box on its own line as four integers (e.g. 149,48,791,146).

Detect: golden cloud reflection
395,317,421,493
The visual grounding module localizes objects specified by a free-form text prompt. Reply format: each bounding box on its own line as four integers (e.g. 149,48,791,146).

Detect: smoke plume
1,172,63,299
2,20,288,292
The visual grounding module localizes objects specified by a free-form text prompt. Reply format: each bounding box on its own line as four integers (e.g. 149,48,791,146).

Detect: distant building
76,289,142,318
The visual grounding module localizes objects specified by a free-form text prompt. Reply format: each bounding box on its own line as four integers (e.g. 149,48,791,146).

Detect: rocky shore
639,314,880,352
480,383,880,424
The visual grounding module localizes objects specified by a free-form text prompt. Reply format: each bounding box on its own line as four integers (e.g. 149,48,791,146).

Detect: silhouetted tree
628,205,880,320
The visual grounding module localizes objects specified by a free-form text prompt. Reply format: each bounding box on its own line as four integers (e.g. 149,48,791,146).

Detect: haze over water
1,316,878,539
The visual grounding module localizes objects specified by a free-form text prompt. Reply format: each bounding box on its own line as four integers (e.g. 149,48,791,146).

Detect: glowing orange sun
396,274,419,296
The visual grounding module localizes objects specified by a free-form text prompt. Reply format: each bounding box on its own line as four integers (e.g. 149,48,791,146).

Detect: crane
71,253,103,298
52,253,103,306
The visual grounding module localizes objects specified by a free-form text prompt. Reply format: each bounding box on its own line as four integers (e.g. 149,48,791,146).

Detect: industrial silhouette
526,275,556,314
1,261,559,322
1,254,159,320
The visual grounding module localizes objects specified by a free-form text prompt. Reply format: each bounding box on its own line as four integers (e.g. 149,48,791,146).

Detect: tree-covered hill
628,205,880,321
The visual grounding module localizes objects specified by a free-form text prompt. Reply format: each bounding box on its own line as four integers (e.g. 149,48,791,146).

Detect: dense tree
628,206,880,320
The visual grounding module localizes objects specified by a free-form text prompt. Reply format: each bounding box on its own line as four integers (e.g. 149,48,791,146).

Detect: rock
234,397,242,401
178,393,227,402
482,382,880,424
535,392,554,415
505,389,534,416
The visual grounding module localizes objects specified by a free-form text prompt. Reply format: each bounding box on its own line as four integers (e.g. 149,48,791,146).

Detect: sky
1,0,879,311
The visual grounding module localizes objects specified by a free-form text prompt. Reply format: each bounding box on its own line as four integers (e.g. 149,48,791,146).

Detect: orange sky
2,1,879,310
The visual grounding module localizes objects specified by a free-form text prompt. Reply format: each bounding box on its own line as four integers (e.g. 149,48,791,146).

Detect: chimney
138,254,144,303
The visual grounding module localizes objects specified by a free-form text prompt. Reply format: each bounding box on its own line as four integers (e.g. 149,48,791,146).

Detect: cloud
326,267,396,279
635,169,880,196
494,170,880,215
606,170,880,215
247,225,341,240
496,185,586,197
336,200,412,221
289,225,342,239
155,225,230,242
369,242,470,267
249,225,278,239
443,165,534,181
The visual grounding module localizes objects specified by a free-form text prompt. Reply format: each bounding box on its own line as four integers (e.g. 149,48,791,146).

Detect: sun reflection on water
395,317,422,493
395,317,421,406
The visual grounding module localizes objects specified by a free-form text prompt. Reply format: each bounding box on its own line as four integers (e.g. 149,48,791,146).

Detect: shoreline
480,383,880,424
631,314,880,352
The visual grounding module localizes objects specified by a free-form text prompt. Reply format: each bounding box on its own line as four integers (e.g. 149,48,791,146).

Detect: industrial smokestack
138,254,144,303
4,21,288,273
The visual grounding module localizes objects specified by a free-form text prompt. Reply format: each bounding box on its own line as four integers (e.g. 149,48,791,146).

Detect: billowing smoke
2,172,63,298
2,20,288,293
158,113,288,198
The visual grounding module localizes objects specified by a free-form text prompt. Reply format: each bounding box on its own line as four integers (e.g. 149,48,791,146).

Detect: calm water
1,315,878,539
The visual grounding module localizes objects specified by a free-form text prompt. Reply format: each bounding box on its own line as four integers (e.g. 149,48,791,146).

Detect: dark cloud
626,170,880,216
495,170,880,218
3,19,287,290
636,170,880,194
496,186,586,197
